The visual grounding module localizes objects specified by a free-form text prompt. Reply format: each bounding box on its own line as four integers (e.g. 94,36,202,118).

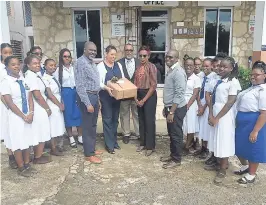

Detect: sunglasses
125,49,133,52
165,55,174,59
63,55,71,58
139,54,147,58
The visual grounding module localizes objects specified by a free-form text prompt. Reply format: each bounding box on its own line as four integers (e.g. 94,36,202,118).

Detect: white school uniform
25,70,51,144
43,73,65,138
1,75,37,151
183,73,201,135
0,63,9,142
196,71,205,80
53,65,76,88
207,77,241,157
198,72,221,142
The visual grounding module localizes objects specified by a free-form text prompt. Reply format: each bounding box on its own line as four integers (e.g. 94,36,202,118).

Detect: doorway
141,10,168,84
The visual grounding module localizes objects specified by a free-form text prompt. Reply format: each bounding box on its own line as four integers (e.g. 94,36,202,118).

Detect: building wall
31,1,256,120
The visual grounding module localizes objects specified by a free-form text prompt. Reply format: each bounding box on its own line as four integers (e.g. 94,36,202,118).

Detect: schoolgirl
43,59,65,155
0,43,18,169
207,57,241,184
1,56,37,177
196,58,214,159
194,57,205,79
24,55,52,164
182,57,201,154
27,46,45,76
54,48,82,148
234,61,266,184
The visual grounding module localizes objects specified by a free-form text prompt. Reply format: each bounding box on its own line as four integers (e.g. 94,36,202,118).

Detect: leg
131,100,140,137
186,133,195,150
120,100,131,143
137,105,145,147
77,126,83,144
66,127,77,148
50,138,63,156
14,149,31,177
214,157,228,184
248,162,259,175
237,161,258,184
7,148,17,169
112,100,121,148
22,148,30,165
33,143,50,164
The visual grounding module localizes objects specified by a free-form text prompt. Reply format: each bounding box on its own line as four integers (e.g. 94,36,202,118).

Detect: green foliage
238,66,251,90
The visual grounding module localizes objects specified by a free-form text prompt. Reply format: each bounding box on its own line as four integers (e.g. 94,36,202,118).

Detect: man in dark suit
118,44,140,144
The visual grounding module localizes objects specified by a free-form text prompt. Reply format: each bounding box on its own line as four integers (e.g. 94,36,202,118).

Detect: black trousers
137,89,157,150
78,93,99,157
165,105,187,162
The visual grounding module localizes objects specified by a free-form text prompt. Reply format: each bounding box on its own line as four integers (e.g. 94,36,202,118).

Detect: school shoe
105,146,115,154
122,136,130,144
204,163,219,171
85,156,102,164
70,141,77,148
24,163,38,174
33,155,51,164
136,145,145,152
237,174,256,184
214,169,226,184
160,156,172,162
162,160,181,169
205,155,217,166
51,148,64,156
17,167,32,177
9,158,18,169
198,150,209,160
77,136,83,145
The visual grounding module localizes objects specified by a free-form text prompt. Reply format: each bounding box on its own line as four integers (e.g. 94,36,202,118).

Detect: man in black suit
118,44,140,144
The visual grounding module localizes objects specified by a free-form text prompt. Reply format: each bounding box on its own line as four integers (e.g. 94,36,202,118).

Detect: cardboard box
107,78,137,100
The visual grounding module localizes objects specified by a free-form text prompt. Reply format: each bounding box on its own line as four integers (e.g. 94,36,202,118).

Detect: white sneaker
78,136,83,144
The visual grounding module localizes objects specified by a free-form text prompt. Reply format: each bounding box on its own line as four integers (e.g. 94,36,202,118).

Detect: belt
86,90,99,94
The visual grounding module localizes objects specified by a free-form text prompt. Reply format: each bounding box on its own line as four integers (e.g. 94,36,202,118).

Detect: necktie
40,67,45,76
16,80,28,114
53,77,61,91
200,76,207,99
212,79,223,105
126,59,134,79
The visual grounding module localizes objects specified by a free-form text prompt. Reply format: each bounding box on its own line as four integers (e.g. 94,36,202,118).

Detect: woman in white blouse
54,48,82,148
235,61,266,184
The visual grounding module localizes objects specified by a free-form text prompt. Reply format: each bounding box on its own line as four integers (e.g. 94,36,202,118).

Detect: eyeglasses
32,52,43,56
63,55,71,58
125,49,133,52
139,55,147,58
165,55,174,59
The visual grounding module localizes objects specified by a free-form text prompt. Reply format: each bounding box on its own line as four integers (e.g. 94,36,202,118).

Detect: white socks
245,173,256,180
240,165,249,172
78,136,83,143
69,136,75,144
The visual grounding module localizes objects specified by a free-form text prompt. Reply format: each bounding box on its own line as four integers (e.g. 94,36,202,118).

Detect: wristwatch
169,111,174,115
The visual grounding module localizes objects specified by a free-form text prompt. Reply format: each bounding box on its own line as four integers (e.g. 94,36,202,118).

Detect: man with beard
75,41,102,164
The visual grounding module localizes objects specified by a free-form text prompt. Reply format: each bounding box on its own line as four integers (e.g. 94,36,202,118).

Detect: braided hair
58,48,72,86
222,57,239,81
252,60,266,83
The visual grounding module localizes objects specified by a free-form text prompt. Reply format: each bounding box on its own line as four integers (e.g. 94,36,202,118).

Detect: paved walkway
1,136,266,205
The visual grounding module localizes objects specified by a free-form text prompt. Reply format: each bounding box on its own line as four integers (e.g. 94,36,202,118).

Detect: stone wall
31,1,73,61
232,1,256,67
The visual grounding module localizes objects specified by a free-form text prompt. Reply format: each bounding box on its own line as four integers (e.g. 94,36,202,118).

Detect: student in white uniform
27,46,46,76
1,56,37,177
24,55,52,164
207,57,241,184
196,58,214,159
194,57,205,79
43,59,65,156
0,43,18,169
54,48,82,148
183,57,201,155
235,61,266,184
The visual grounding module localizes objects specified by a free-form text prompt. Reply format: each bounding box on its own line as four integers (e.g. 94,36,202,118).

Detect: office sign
129,1,179,7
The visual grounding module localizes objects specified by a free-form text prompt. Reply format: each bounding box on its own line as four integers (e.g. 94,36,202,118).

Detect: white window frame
141,9,169,87
72,8,103,62
203,7,233,58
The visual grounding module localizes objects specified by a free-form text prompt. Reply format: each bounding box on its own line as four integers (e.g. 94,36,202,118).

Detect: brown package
107,78,137,100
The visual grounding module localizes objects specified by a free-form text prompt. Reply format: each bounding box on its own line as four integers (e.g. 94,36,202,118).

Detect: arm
75,59,91,107
253,110,266,133
3,94,26,120
141,64,157,103
215,95,237,121
32,90,51,116
46,87,62,108
187,88,200,109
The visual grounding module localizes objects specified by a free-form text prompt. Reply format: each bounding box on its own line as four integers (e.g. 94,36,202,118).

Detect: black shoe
205,154,216,165
114,144,121,150
122,136,130,144
9,158,18,169
162,160,181,169
234,167,249,175
160,156,172,162
105,146,115,154
199,150,209,159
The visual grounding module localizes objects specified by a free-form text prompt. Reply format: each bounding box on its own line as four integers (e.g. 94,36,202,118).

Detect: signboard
111,14,125,37
172,22,204,39
249,15,255,32
63,1,109,7
129,1,179,7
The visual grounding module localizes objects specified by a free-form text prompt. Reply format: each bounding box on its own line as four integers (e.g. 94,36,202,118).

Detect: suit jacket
118,57,140,83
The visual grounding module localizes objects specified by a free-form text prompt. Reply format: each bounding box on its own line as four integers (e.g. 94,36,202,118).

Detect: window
204,8,232,56
29,36,34,48
73,10,102,59
23,1,32,26
11,40,24,62
6,1,11,16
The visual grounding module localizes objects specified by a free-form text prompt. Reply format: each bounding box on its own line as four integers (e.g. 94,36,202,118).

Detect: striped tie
16,80,28,114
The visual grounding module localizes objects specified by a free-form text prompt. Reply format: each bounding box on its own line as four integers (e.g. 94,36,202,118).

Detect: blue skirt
61,87,81,127
235,111,266,163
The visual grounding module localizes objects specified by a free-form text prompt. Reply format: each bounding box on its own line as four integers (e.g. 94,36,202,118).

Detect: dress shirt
75,55,101,107
125,58,135,79
54,65,76,88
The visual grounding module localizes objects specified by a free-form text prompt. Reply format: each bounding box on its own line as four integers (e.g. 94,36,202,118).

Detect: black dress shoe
160,156,172,162
122,136,130,144
114,145,121,150
162,160,181,169
105,146,115,154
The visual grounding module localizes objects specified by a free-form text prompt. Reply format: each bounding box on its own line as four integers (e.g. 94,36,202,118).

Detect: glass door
141,11,168,84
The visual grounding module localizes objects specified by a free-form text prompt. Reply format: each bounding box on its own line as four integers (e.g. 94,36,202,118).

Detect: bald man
75,41,102,164
161,49,187,169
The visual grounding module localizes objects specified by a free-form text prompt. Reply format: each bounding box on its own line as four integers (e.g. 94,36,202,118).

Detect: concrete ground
1,120,266,205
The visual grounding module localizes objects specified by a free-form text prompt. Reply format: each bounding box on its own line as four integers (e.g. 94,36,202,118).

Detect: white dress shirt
125,58,135,79
54,65,75,88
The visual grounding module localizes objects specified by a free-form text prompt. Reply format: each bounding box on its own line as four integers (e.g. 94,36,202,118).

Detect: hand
197,106,205,116
187,104,190,110
106,87,114,97
162,109,166,118
26,113,33,124
87,105,94,113
167,113,174,123
59,103,65,112
208,116,219,127
46,109,52,116
249,130,258,143
138,100,145,107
